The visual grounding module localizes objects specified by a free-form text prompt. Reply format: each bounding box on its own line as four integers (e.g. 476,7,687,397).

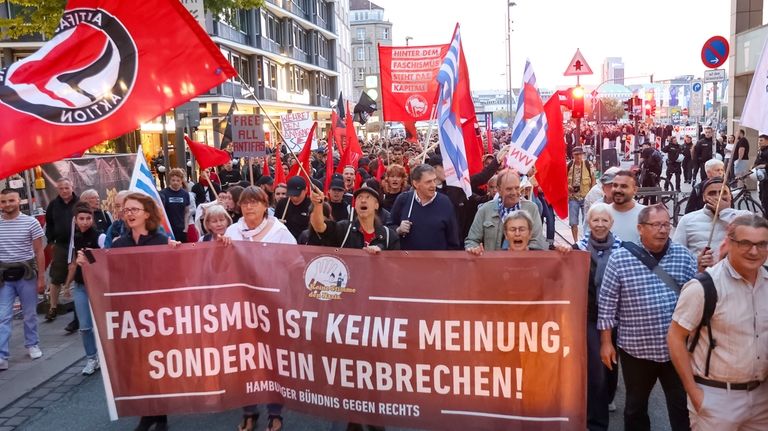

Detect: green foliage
601,98,627,120
0,0,265,39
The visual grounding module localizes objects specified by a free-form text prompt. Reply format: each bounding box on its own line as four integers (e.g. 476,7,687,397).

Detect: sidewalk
0,308,84,413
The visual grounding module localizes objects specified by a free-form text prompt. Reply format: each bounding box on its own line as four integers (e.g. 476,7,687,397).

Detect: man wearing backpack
567,146,595,242
598,204,697,431
668,214,768,430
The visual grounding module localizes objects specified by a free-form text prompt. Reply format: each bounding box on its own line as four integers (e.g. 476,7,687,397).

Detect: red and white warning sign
563,48,593,76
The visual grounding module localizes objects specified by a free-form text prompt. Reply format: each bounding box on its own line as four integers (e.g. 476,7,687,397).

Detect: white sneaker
28,345,42,359
82,358,99,375
0,358,8,370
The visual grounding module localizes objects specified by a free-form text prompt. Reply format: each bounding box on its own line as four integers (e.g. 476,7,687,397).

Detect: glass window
383,28,389,40
269,62,278,88
356,28,365,41
356,68,364,81
356,47,365,61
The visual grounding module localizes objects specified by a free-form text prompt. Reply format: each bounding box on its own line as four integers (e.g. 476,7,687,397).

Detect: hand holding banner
84,243,589,430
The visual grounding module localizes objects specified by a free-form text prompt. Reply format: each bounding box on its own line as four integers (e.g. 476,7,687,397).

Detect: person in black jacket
44,178,79,322
693,127,715,182
308,185,399,251
191,174,221,206
661,136,683,191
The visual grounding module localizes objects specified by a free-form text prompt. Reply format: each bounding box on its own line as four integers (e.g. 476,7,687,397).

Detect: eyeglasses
728,237,768,251
122,207,145,215
641,222,672,231
506,227,529,233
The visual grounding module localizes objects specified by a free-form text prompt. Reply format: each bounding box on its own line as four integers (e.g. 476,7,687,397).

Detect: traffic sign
701,36,729,69
689,80,704,117
703,69,726,82
563,48,594,76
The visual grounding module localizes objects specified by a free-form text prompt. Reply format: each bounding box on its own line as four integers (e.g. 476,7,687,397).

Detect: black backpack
686,272,718,377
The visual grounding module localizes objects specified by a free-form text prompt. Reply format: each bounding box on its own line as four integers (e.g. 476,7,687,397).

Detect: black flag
353,91,377,124
216,98,237,149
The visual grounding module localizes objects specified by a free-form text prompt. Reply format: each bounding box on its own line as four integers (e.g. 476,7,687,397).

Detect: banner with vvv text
83,243,588,430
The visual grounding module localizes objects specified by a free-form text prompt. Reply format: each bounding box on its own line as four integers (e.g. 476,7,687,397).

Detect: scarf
497,197,520,221
584,232,616,291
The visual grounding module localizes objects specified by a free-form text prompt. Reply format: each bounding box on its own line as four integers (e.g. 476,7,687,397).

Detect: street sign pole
575,75,581,149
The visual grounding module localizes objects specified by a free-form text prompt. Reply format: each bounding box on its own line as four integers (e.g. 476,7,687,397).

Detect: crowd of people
0,123,767,431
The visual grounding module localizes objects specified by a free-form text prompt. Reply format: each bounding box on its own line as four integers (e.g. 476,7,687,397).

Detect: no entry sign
701,36,729,69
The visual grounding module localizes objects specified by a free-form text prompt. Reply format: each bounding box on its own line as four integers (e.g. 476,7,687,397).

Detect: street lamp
405,36,413,46
506,1,516,122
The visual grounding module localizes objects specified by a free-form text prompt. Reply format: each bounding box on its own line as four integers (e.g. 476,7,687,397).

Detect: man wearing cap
328,177,351,222
568,146,595,242
673,177,749,270
684,159,725,215
309,185,399,251
274,176,311,240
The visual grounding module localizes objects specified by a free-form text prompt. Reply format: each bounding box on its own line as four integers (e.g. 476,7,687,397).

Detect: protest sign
232,114,266,158
379,44,449,122
280,112,316,152
84,243,588,430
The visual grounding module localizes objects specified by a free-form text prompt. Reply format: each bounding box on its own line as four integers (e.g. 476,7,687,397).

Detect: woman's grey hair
80,189,99,200
587,202,613,222
502,210,533,231
200,203,233,234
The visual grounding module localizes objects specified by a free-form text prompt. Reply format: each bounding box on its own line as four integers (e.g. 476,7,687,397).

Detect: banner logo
304,255,356,301
0,8,137,125
405,95,428,118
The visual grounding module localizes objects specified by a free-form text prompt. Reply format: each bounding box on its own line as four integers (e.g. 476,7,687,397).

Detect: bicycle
729,171,764,216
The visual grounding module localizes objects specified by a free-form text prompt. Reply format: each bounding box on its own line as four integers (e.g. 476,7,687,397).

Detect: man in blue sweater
387,164,460,250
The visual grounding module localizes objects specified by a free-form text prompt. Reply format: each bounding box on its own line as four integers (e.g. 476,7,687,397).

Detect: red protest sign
379,44,449,122
84,243,588,430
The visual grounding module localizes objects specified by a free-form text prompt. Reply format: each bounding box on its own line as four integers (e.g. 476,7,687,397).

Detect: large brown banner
84,243,588,430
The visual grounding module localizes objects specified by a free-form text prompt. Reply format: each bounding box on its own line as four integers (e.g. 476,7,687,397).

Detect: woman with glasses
77,193,177,431
223,186,294,431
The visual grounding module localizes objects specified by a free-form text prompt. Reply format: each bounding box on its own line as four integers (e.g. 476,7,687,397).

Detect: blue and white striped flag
507,60,549,174
436,25,472,198
128,145,175,239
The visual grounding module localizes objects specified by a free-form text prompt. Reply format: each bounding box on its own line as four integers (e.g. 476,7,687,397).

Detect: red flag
0,0,236,179
375,156,386,181
331,104,345,156
184,136,230,170
288,122,317,187
486,125,494,154
262,156,270,178
403,155,411,176
336,102,363,174
324,125,335,194
404,121,419,143
535,93,569,219
274,146,286,185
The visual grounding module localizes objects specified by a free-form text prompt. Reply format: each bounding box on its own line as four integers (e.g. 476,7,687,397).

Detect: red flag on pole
288,122,317,187
262,156,270,178
274,146,286,185
336,102,363,174
331,104,345,156
375,156,386,181
324,124,335,193
535,93,569,219
0,0,236,179
184,136,230,170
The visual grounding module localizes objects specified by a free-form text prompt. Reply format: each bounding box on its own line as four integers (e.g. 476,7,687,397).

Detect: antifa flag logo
0,8,137,125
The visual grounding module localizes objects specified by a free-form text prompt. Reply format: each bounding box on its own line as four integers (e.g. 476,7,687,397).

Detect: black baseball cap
353,184,380,201
330,178,345,191
256,176,274,186
286,176,307,196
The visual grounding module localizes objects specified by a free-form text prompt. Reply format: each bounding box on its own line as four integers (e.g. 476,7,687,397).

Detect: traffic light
644,101,652,117
623,98,632,114
571,86,584,119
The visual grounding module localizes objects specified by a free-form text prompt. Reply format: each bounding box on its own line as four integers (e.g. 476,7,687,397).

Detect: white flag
741,38,768,132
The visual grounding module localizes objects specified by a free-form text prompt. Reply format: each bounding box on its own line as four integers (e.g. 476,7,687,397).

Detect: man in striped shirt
598,204,697,431
0,189,47,370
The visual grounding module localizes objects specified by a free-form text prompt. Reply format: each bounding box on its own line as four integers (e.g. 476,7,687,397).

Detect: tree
600,98,627,121
0,0,265,39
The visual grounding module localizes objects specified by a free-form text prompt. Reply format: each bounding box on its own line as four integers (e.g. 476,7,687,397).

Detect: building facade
602,57,625,85
350,0,392,135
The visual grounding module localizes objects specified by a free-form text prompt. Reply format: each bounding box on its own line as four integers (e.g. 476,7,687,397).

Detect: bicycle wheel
658,177,673,204
739,196,764,216
673,196,688,225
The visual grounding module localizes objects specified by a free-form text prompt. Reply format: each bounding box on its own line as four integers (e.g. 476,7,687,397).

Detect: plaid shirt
597,241,696,362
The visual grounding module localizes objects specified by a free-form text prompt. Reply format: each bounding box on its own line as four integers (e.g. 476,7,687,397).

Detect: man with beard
608,171,645,244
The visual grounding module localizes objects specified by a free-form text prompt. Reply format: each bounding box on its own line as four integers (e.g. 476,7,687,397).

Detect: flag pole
705,153,734,249
236,75,320,194
420,105,439,163
248,158,254,185
200,166,219,201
